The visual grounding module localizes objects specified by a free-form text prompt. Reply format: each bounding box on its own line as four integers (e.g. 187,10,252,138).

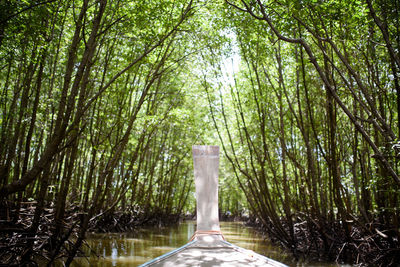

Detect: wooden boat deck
139,233,287,267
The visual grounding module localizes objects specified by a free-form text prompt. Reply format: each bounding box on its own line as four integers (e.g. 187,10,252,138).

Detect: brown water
67,221,350,266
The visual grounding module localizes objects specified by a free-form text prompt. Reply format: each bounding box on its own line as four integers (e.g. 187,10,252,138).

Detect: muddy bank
0,201,183,266
245,215,400,266
89,210,182,233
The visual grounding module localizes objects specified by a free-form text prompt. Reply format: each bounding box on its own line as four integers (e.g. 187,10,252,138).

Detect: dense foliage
0,0,399,266
213,0,400,264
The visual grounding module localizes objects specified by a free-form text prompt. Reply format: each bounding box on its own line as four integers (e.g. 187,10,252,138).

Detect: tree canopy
0,0,399,265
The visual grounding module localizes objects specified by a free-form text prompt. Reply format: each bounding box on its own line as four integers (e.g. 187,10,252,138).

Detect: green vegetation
0,0,399,266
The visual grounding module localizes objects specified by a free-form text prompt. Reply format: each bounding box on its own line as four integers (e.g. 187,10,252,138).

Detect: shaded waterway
69,221,350,266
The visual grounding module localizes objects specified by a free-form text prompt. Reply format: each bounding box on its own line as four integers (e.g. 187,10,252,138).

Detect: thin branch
1,0,57,24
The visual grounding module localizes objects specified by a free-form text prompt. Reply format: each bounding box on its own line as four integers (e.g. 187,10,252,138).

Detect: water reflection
68,221,348,267
70,221,195,266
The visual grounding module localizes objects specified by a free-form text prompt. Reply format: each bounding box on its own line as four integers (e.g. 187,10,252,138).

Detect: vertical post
192,145,220,231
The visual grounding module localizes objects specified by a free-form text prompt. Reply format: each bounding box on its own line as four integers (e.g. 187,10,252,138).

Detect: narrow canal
69,221,350,266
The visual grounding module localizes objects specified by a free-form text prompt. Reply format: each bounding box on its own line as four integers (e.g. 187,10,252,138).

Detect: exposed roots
88,210,182,233
0,201,183,266
0,200,80,266
247,214,400,266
